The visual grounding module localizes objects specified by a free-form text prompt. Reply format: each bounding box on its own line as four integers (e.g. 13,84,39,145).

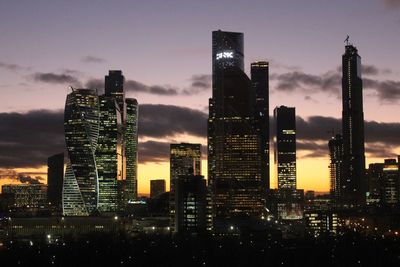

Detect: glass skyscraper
63,88,100,216
47,152,64,208
328,134,343,203
274,106,296,190
208,30,264,224
96,95,123,212
125,98,139,201
341,44,366,207
170,143,201,231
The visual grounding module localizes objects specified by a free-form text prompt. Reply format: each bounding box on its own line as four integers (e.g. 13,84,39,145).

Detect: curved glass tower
63,88,100,216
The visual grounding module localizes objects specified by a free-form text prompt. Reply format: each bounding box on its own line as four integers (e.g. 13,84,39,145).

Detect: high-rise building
366,162,384,205
274,106,296,190
47,152,64,208
96,95,123,212
2,184,47,208
251,61,270,194
208,30,264,224
328,134,343,202
125,98,139,202
105,70,125,116
381,159,399,206
341,43,366,206
170,143,201,230
150,179,166,198
63,88,99,216
174,172,212,234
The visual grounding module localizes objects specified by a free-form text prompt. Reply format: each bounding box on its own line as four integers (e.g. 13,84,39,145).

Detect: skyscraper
328,134,343,202
47,152,64,208
63,88,99,216
125,98,139,201
170,143,201,231
174,172,212,234
274,106,296,190
95,95,123,212
341,43,366,206
251,61,270,193
208,30,263,223
105,70,125,116
150,179,166,198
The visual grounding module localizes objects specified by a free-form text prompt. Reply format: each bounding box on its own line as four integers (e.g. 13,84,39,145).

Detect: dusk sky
1,0,400,195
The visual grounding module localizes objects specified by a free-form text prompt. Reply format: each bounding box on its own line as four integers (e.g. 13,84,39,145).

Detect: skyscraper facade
47,152,64,208
150,179,166,198
341,44,366,206
208,30,263,223
105,70,125,116
328,134,343,202
125,98,139,201
170,143,201,230
274,106,296,190
251,61,270,193
95,95,123,212
63,88,99,216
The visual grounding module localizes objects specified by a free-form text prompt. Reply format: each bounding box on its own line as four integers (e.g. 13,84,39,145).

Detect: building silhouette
170,143,201,230
47,152,64,208
63,88,99,216
251,61,270,194
174,171,212,234
274,106,296,190
341,43,366,207
328,134,343,203
208,30,264,224
150,179,166,198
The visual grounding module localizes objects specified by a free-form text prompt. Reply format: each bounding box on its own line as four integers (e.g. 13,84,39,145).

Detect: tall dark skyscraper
170,143,201,231
105,70,125,116
251,61,270,193
47,152,64,208
341,43,366,206
329,134,343,202
274,106,296,190
208,30,263,223
150,179,166,198
63,88,99,216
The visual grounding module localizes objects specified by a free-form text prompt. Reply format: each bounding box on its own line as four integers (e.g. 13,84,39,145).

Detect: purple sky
1,0,400,192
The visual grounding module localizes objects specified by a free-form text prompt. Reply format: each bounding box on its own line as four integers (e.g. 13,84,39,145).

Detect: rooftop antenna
345,35,350,46
69,86,75,92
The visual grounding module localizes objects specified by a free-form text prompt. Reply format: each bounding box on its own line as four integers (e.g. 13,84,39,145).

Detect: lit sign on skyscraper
216,51,234,60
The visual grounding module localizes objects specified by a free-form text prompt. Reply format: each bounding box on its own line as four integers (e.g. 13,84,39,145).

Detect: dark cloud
297,141,327,158
33,72,80,85
0,61,29,72
139,104,207,138
138,141,170,163
82,56,107,63
85,78,104,91
125,80,179,96
272,65,400,103
18,175,44,184
182,74,212,95
0,110,65,168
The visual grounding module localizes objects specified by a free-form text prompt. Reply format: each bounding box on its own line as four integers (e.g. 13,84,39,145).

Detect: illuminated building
63,88,99,216
208,30,264,224
367,162,384,205
274,106,296,190
2,184,47,208
328,134,343,203
150,179,166,198
304,212,338,238
251,61,270,194
170,143,201,230
47,153,64,208
95,95,122,212
174,172,212,234
341,42,366,206
381,159,399,206
125,98,139,201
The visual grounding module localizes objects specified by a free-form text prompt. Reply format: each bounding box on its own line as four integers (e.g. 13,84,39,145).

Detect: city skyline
1,1,400,195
